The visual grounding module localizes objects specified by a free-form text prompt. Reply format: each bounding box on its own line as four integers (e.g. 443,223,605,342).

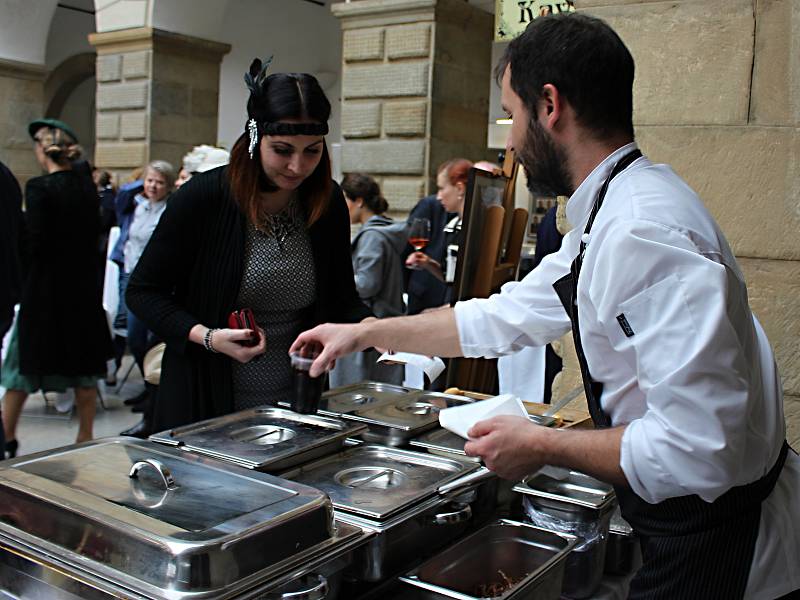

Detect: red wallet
227,308,260,347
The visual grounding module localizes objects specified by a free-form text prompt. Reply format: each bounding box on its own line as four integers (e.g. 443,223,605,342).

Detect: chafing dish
0,438,370,599
398,519,577,600
149,407,366,472
344,392,473,447
514,467,616,599
281,445,497,582
315,381,415,416
604,505,640,576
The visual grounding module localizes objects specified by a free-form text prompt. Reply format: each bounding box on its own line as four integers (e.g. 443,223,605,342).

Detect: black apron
552,149,790,599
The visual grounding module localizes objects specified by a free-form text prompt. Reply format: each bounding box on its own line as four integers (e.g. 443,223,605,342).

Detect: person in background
405,158,473,304
93,168,116,293
1,119,112,455
329,173,405,387
125,60,371,431
0,160,23,456
176,144,231,189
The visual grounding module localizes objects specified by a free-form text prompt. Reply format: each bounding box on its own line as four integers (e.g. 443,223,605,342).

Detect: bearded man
291,13,799,599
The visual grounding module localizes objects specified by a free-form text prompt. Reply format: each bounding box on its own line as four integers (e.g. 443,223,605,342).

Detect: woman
1,119,112,455
329,173,405,387
126,60,371,430
405,158,473,303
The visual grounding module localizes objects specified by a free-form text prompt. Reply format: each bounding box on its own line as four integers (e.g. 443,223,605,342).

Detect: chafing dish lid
282,445,480,520
149,407,366,470
343,392,468,432
514,466,616,510
316,381,415,416
0,438,337,597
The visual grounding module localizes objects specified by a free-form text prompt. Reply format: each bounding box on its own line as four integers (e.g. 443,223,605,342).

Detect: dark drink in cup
290,352,324,414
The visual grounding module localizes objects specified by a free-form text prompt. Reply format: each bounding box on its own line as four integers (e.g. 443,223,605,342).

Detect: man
292,13,799,599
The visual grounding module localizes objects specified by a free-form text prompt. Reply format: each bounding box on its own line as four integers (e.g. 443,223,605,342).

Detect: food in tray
475,569,528,597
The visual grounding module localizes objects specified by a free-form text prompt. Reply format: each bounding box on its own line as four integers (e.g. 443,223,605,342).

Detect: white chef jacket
454,143,800,599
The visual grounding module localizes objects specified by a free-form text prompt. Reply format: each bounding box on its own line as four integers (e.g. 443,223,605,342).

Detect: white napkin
438,393,528,440
377,351,446,382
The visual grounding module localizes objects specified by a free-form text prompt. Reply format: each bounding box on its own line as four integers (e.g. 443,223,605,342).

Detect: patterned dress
231,200,316,410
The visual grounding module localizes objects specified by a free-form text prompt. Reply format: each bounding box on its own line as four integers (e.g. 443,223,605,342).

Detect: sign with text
495,1,576,41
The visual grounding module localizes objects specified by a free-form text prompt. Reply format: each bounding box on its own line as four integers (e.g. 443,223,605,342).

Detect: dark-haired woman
126,62,371,430
1,120,112,455
329,173,406,387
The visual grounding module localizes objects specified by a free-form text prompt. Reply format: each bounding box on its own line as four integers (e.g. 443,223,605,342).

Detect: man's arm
464,415,628,484
290,308,462,377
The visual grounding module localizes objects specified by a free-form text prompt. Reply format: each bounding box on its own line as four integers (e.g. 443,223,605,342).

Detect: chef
291,13,799,599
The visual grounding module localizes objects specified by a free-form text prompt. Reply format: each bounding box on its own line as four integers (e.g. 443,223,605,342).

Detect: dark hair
341,173,388,215
34,127,82,165
95,169,113,187
228,72,332,227
437,158,473,187
496,13,634,139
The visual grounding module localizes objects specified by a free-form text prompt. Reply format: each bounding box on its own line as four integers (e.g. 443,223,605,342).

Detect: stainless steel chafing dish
398,519,577,600
149,407,367,472
316,381,415,416
514,467,616,599
281,445,497,582
0,438,370,599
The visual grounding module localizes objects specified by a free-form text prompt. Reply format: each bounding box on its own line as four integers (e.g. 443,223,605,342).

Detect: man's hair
496,13,635,139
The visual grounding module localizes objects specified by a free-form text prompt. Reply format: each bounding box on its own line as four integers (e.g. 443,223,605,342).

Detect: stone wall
89,28,229,182
0,59,46,185
576,0,800,446
333,0,493,219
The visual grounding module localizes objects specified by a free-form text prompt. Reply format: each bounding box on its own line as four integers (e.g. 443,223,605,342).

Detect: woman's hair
341,173,388,215
34,127,82,165
227,72,332,227
145,160,177,190
437,158,473,187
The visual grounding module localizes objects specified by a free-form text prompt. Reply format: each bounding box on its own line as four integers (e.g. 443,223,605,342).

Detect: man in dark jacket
0,160,22,454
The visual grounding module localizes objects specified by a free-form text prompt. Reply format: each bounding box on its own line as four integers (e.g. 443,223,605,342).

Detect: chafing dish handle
267,574,328,600
436,466,495,497
129,459,178,490
428,503,472,526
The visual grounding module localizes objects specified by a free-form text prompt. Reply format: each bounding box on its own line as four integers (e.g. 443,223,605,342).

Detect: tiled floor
4,356,144,458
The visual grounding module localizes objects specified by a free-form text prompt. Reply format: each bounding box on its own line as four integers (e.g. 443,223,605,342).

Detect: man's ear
540,83,562,130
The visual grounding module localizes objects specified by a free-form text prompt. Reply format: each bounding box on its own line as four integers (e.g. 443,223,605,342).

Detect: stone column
0,58,46,183
332,0,493,219
88,27,230,180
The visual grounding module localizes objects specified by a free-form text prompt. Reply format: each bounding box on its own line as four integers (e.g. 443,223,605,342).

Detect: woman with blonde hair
1,119,112,456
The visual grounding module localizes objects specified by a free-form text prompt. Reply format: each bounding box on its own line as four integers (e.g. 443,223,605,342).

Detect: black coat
126,166,372,430
0,161,22,326
17,169,112,376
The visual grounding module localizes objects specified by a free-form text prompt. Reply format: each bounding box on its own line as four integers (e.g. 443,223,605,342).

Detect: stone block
342,102,382,138
96,113,120,139
190,88,219,118
342,139,426,174
151,81,189,116
383,100,427,136
635,125,800,261
96,82,148,110
739,257,800,397
343,28,385,62
96,54,122,82
121,112,147,140
343,62,429,99
784,395,800,450
95,141,148,168
750,0,799,126
430,101,487,145
386,24,431,59
382,177,426,212
150,114,188,144
583,0,754,126
122,50,150,79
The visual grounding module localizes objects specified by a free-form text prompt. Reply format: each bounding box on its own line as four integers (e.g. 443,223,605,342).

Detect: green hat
28,118,79,144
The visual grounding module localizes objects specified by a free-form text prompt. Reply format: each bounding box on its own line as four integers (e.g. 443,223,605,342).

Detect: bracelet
203,328,219,353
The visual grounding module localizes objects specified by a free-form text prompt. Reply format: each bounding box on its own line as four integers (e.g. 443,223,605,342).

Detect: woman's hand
211,327,266,363
405,252,444,281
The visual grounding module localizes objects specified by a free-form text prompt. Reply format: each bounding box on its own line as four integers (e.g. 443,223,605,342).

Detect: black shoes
4,439,18,459
120,419,151,439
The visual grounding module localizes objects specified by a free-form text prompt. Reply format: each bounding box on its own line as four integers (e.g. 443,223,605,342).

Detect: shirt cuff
453,299,487,358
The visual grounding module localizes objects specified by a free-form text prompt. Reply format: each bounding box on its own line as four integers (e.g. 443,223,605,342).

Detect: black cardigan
126,166,371,430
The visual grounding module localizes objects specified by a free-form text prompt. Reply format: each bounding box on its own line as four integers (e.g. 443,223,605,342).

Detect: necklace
257,195,302,249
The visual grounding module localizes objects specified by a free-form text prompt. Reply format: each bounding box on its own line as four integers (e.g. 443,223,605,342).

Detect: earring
247,119,258,159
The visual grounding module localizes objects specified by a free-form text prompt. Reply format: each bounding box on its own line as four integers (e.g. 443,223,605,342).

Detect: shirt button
581,233,591,244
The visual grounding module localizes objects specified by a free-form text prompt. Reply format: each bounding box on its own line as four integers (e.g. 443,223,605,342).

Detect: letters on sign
495,0,576,41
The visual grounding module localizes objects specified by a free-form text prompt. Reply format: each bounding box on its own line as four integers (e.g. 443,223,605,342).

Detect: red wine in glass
408,218,431,251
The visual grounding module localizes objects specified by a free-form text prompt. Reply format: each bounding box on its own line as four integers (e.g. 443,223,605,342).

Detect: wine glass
407,217,431,252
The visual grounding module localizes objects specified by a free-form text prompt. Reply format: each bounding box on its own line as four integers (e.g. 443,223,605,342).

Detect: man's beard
517,117,574,198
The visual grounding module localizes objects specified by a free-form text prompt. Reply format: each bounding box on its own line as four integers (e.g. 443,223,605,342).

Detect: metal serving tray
316,381,415,416
399,519,577,600
149,407,367,471
280,445,481,521
514,466,616,516
0,438,358,599
410,427,482,462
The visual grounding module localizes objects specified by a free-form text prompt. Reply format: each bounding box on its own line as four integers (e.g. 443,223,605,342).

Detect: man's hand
464,415,551,480
290,322,368,377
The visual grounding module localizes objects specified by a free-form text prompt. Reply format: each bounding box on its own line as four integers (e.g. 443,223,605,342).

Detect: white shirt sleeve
453,229,576,358
590,217,758,503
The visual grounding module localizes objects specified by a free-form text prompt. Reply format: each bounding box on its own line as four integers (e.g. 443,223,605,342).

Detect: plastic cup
290,351,325,414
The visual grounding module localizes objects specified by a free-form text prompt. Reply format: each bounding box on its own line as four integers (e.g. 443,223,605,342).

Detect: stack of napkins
439,394,528,440
377,351,446,382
